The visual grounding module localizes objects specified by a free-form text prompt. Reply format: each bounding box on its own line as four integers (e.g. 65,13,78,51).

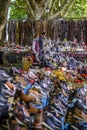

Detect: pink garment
32,39,39,54
35,40,39,53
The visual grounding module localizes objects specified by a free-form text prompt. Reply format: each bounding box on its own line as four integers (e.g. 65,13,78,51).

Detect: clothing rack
4,19,87,45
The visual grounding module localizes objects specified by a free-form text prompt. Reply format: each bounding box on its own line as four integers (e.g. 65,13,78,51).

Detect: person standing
39,32,47,59
32,33,40,62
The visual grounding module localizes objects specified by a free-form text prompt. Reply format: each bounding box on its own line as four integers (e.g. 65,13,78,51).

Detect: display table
0,46,31,65
57,51,87,62
6,51,28,64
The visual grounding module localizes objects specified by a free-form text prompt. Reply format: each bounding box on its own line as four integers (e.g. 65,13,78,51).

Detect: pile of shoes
65,86,87,130
0,67,54,129
0,54,87,130
42,91,69,130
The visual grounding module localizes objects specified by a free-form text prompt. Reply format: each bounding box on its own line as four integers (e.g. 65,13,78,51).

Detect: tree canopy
10,0,87,20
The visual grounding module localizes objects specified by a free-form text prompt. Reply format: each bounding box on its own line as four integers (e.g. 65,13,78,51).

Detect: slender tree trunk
0,0,11,45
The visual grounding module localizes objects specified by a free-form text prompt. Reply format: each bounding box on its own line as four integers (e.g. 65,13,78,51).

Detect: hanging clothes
34,20,43,35
18,21,24,45
11,20,16,43
24,20,33,46
15,21,19,45
8,20,16,43
52,20,59,40
77,20,84,43
67,20,76,42
46,20,53,40
58,20,62,40
84,20,87,44
64,20,68,40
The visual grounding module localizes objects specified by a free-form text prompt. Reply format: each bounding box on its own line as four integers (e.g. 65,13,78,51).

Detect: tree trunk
0,0,11,45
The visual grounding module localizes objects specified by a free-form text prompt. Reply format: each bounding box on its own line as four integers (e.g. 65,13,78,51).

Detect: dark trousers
0,52,3,65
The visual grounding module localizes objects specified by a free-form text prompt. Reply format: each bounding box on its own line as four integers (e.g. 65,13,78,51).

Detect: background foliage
67,0,87,19
10,0,87,20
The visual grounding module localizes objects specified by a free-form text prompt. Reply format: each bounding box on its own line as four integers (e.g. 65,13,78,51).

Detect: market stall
0,43,87,130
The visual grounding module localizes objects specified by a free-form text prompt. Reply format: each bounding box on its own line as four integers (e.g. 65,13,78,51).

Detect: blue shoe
46,111,62,124
58,97,68,107
1,88,14,97
0,99,7,104
45,118,60,130
50,106,65,116
77,100,87,114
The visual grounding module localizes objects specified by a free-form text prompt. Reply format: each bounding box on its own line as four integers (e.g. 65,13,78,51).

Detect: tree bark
0,0,11,44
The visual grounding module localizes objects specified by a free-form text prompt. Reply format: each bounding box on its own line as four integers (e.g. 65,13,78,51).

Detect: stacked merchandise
0,48,87,130
0,45,31,65
7,20,87,45
84,20,87,44
8,20,33,46
1,39,86,66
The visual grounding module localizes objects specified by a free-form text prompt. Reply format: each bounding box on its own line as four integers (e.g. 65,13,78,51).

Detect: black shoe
0,104,9,122
71,124,87,130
